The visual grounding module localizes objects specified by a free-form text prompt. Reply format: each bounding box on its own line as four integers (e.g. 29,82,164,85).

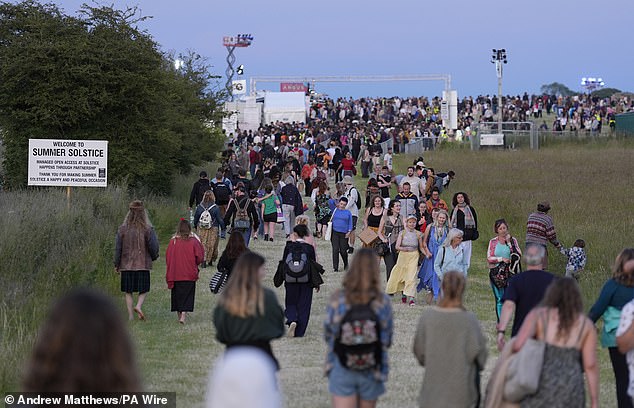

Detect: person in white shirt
383,147,393,171
399,166,424,201
342,176,359,253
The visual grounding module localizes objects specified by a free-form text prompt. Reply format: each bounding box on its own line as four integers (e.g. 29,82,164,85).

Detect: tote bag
324,209,336,241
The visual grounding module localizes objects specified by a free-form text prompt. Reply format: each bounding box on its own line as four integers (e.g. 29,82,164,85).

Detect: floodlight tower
581,77,605,93
223,34,253,100
491,49,507,135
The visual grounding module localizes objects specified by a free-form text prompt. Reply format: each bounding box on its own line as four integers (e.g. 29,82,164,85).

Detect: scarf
452,203,475,229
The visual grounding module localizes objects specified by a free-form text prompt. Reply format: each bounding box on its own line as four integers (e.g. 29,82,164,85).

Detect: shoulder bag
209,266,229,294
324,209,336,241
503,311,547,402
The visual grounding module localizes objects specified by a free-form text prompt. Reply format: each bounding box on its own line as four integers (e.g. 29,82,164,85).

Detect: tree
591,87,621,99
0,1,225,193
540,82,576,97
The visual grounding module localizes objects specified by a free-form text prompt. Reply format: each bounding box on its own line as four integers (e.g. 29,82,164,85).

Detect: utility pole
491,49,507,135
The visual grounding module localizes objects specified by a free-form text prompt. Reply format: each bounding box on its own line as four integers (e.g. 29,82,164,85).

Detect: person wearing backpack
224,184,259,246
275,225,320,338
324,248,393,408
211,171,233,239
193,190,225,268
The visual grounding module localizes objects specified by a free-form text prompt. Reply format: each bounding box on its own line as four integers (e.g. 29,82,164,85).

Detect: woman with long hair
325,249,393,408
23,289,141,392
589,248,634,408
450,192,479,268
413,271,487,408
378,199,403,281
260,183,280,242
217,231,248,277
514,278,598,408
194,190,224,268
417,209,450,303
362,195,386,248
166,219,204,324
386,215,424,306
213,252,285,368
314,181,332,239
487,218,522,322
114,200,159,321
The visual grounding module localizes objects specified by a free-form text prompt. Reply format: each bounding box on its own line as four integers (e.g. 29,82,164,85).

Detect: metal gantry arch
249,74,452,96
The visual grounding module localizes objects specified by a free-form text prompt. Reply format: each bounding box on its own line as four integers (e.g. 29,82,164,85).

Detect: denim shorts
328,359,385,401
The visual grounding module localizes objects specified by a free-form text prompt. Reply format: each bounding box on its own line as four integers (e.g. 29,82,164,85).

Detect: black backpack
213,182,231,205
348,187,362,210
334,302,382,371
284,245,310,284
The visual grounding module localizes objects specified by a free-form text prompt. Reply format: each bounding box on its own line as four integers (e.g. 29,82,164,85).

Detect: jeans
282,204,296,236
239,228,251,247
331,231,349,270
250,163,257,179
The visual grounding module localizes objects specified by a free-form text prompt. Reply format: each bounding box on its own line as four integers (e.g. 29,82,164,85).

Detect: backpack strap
441,246,446,268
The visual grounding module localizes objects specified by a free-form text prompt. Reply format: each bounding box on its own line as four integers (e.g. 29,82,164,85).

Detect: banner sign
28,139,108,187
280,82,307,93
232,80,247,95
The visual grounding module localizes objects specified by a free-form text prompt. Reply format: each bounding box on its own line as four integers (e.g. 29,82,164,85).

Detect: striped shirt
526,211,559,247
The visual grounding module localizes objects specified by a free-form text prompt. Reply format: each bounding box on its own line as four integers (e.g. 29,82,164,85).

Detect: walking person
362,195,386,248
513,278,599,408
417,209,450,303
450,192,479,268
280,176,304,239
378,200,403,282
343,176,360,253
114,200,160,321
313,181,332,239
589,248,634,408
324,248,393,408
224,184,259,246
211,171,233,239
330,197,353,272
276,225,321,338
386,215,424,306
413,271,487,408
213,252,285,369
193,190,224,268
525,201,562,270
260,182,280,242
217,231,249,280
165,219,204,325
434,228,468,281
189,170,211,209
486,219,522,322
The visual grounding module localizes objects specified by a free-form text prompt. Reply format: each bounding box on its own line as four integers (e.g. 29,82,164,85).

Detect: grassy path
128,144,634,407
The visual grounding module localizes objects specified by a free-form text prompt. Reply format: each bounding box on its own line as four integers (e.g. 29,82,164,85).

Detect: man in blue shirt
330,197,353,272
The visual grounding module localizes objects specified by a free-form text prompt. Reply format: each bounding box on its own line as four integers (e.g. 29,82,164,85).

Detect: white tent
262,92,307,124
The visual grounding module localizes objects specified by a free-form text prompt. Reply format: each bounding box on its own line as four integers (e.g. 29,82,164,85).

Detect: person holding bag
361,195,386,249
487,219,522,322
511,278,598,408
378,200,403,282
330,197,353,272
450,192,479,268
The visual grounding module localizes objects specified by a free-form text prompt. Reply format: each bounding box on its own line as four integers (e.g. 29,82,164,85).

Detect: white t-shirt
383,153,393,170
617,299,634,397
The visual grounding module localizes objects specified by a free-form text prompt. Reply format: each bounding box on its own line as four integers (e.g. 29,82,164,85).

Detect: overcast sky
49,0,634,98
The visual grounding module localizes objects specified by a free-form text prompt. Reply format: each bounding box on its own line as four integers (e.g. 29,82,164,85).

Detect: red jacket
165,236,204,289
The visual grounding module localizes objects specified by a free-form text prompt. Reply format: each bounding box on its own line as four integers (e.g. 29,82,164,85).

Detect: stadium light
223,34,254,100
490,48,508,135
581,76,605,93
237,64,244,75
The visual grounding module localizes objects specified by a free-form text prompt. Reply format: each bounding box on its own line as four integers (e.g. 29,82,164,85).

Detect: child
560,239,587,280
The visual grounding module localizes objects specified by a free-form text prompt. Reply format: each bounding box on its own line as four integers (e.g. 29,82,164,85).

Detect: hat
343,175,354,185
406,214,418,221
416,161,425,168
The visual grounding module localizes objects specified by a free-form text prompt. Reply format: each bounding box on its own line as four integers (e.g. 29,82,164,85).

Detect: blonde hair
202,190,216,205
218,252,265,318
342,249,382,305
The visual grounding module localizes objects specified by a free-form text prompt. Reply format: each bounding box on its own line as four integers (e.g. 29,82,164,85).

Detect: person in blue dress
417,209,450,303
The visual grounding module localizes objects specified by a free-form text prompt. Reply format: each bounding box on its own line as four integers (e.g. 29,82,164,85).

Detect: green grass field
2,140,633,407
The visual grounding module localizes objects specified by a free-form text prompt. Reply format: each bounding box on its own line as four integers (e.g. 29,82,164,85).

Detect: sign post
28,139,109,206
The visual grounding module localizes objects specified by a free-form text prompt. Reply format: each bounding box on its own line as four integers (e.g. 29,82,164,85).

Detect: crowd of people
20,111,634,408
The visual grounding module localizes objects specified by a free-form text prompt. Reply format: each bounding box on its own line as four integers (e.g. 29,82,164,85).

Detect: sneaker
287,322,297,338
334,268,339,272
401,295,407,304
409,300,416,307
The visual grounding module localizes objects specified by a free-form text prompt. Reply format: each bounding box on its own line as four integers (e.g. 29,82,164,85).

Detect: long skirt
198,226,219,263
171,281,196,312
121,270,150,293
417,256,440,299
386,251,419,298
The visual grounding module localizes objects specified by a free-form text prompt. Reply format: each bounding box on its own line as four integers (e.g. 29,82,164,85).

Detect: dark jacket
114,225,159,271
274,241,324,288
189,178,211,208
280,184,305,216
451,206,479,241
223,195,260,231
